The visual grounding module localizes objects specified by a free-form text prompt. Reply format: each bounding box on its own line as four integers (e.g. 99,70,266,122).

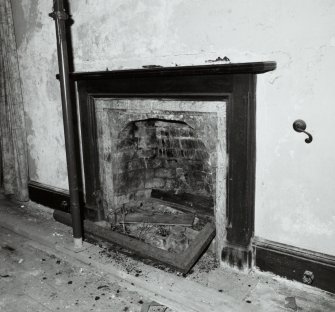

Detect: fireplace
95,99,226,217
73,62,276,270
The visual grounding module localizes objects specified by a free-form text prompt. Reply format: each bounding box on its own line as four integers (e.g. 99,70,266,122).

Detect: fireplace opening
109,118,215,253
94,97,225,261
114,118,214,211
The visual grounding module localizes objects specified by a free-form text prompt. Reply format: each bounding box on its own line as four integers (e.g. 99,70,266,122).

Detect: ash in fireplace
109,200,204,254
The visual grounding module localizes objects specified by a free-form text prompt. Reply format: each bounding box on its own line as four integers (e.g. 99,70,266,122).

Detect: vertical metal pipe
49,0,82,248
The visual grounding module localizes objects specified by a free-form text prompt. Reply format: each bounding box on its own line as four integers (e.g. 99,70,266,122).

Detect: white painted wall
11,0,335,255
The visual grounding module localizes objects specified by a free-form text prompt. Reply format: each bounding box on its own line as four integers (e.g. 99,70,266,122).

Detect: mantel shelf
67,61,276,81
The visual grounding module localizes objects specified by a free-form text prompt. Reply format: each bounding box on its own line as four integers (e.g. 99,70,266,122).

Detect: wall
11,0,335,255
11,0,68,189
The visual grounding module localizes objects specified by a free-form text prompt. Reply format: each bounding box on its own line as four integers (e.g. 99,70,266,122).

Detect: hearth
71,62,276,271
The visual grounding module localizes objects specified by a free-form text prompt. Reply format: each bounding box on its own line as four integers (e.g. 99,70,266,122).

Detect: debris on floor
140,301,170,312
285,296,298,311
0,226,172,312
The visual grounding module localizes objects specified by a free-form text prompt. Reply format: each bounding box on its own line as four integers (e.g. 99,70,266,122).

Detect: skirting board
254,237,335,294
28,181,70,213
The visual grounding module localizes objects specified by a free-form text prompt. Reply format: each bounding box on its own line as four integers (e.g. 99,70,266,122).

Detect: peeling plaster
11,0,42,47
12,0,68,189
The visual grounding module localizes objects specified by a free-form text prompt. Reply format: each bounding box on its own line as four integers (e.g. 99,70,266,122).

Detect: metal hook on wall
293,119,313,144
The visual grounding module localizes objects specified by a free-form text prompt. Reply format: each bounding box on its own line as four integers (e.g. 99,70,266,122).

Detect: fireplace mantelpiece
72,62,276,270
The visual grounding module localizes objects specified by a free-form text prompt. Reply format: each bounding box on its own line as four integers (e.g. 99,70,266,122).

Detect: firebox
95,99,226,217
72,62,276,271
109,117,214,209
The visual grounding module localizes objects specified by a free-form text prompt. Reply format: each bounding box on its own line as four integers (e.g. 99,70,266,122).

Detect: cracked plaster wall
11,0,335,255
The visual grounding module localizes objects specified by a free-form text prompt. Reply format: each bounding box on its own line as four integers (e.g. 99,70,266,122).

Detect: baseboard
28,181,70,213
253,237,335,294
28,181,102,220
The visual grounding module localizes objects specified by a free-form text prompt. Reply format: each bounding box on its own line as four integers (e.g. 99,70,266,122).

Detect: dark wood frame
72,62,276,269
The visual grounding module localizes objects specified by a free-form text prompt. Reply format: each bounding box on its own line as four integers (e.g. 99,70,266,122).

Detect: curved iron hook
293,119,313,144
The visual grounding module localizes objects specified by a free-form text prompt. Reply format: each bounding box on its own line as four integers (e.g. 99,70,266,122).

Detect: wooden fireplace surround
72,62,276,270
